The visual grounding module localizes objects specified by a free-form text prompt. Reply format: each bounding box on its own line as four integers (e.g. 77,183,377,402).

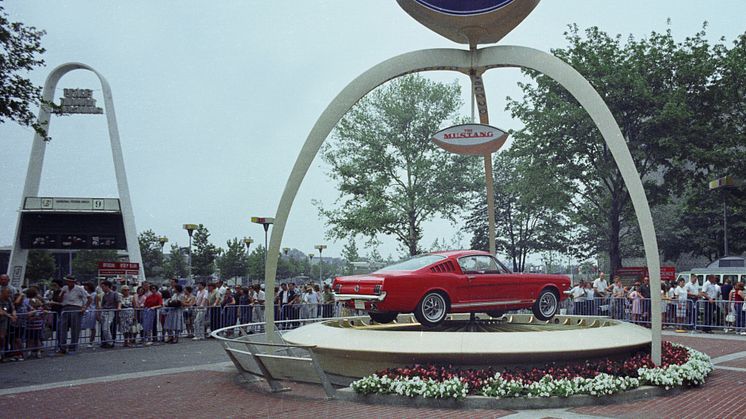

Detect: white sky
1,0,744,260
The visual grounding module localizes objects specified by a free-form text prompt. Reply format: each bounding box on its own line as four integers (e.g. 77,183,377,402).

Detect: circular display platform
282,313,651,380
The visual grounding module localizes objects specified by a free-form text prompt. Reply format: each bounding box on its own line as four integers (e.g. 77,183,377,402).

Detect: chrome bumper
334,292,387,302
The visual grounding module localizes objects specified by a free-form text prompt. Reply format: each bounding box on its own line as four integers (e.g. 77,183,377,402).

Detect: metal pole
319,248,323,283
188,234,192,282
263,224,270,281
724,199,728,256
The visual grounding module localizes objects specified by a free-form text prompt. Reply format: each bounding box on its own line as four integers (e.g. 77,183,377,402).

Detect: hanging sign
430,123,508,155
57,88,103,114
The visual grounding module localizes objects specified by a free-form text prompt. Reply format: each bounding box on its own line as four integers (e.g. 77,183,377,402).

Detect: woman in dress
118,285,138,347
673,278,688,327
165,285,185,343
80,282,98,348
733,282,746,334
142,285,163,346
182,286,196,338
629,283,642,324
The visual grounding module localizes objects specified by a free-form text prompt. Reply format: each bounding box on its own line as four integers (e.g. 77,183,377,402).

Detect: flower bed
350,342,712,399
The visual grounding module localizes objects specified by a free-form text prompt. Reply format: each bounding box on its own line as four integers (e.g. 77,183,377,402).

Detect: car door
458,255,509,305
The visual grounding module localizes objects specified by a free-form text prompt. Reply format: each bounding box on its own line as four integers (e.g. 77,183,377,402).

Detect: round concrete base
282,313,651,380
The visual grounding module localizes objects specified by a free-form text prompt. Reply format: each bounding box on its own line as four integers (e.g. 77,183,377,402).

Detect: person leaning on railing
701,275,722,333
192,282,208,341
732,282,746,335
142,285,163,346
565,281,586,315
119,285,138,347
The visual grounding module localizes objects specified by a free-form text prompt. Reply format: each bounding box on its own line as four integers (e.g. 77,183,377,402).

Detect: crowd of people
0,273,336,362
565,272,745,333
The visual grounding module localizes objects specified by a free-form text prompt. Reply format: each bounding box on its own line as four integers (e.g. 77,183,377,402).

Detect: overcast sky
1,1,744,260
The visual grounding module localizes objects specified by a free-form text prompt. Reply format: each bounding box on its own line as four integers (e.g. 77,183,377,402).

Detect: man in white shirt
566,281,587,315
252,284,265,332
684,275,701,327
217,280,228,300
58,275,92,353
593,273,609,298
701,275,721,333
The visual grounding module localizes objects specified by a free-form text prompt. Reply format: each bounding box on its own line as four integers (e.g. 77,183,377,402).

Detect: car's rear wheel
414,291,448,327
486,310,505,318
532,288,559,321
369,312,398,324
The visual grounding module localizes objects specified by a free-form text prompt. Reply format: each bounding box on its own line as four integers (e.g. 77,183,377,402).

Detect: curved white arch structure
263,46,662,364
7,62,144,283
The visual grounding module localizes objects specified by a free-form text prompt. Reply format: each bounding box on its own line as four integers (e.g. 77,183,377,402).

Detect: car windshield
376,254,446,272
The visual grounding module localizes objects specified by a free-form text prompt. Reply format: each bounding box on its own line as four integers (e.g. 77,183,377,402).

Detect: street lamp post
183,224,197,283
314,244,327,283
251,217,275,283
243,236,253,284
158,236,168,251
709,176,737,257
308,253,314,277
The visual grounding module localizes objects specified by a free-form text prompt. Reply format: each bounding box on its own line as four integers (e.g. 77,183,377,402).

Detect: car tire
414,291,448,327
369,312,399,324
532,288,559,321
486,310,505,318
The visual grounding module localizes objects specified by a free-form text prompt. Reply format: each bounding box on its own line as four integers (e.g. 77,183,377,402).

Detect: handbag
726,312,736,323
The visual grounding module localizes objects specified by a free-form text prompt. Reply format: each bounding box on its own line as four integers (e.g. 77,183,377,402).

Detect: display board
19,197,127,250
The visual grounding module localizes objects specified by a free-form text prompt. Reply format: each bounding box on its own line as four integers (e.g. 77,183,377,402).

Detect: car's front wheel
532,288,559,321
414,291,448,327
369,312,398,324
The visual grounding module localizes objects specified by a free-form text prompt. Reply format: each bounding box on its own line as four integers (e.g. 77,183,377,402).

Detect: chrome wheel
414,292,448,327
533,289,558,321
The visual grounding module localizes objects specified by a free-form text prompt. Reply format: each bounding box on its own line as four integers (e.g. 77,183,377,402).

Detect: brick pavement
1,334,745,418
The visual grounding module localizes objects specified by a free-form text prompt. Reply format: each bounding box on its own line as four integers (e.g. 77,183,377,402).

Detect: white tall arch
263,46,662,364
7,62,144,284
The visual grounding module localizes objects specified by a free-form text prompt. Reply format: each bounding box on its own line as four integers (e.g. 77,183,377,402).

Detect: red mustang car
333,250,571,327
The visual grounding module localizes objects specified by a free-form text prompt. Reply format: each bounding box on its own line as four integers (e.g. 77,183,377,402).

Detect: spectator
322,284,335,318
10,285,33,360
660,283,670,327
58,275,92,354
220,288,237,334
722,277,734,331
629,283,642,324
685,275,701,327
252,284,266,333
593,272,609,299
207,283,221,335
303,285,319,320
673,278,688,329
701,275,721,333
159,289,171,343
276,283,289,325
192,282,208,341
732,282,746,335
237,286,253,326
165,284,184,343
566,281,586,315
142,285,163,346
610,276,625,319
99,280,121,348
26,289,45,358
0,287,17,362
639,276,651,324
217,280,228,301
0,274,19,299
119,285,138,347
183,286,196,338
81,282,98,348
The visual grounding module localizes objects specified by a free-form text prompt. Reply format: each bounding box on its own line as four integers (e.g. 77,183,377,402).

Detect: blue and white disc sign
414,0,514,15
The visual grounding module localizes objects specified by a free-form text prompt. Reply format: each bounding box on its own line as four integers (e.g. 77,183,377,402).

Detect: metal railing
3,297,742,360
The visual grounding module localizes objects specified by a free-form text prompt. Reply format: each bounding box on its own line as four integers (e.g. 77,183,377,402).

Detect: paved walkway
0,332,744,418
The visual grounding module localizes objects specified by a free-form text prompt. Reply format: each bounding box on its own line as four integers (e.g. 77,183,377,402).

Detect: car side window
458,255,499,274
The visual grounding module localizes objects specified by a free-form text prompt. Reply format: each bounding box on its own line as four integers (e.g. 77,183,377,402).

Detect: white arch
263,46,662,364
7,62,144,283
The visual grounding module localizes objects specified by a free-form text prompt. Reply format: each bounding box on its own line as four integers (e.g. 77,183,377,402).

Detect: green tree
341,237,360,274
72,250,118,278
138,229,165,278
0,4,51,139
191,224,220,276
466,152,570,272
163,243,188,279
319,74,479,256
506,23,731,272
247,245,266,282
217,238,249,280
25,250,55,282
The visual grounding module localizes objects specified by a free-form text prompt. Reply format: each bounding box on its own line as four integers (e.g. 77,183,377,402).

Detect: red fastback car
333,250,571,327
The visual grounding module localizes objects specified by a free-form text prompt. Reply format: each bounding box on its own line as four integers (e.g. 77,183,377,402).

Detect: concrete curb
335,385,685,410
